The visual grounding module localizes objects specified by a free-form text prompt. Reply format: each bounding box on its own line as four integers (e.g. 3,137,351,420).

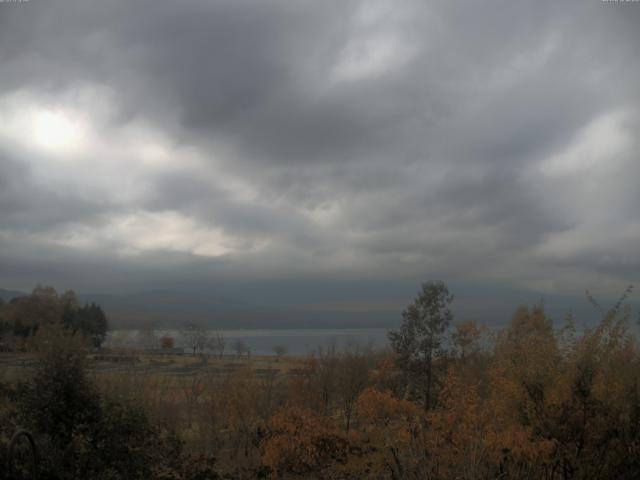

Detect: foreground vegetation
1,283,640,479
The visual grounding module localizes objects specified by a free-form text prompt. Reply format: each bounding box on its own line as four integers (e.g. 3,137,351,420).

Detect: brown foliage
161,336,175,349
261,406,348,477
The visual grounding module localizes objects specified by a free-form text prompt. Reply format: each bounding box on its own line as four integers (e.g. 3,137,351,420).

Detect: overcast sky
0,1,638,317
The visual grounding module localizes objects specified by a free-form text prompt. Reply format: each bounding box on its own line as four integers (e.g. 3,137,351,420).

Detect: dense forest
1,282,639,479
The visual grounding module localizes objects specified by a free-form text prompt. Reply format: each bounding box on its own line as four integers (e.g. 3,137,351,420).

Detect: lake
105,328,391,356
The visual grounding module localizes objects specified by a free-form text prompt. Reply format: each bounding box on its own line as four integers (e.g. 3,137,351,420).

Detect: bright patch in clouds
110,211,232,257
331,0,417,82
50,211,233,258
32,109,87,154
0,93,89,157
539,110,631,177
0,90,250,260
333,34,416,82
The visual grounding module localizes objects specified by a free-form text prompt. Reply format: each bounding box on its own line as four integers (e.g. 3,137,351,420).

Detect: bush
15,326,185,480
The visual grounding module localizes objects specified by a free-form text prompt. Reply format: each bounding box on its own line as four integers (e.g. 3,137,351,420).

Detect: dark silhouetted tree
388,280,453,411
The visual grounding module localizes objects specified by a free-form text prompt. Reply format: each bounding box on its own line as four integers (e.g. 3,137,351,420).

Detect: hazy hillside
0,288,26,301
2,286,633,331
78,290,398,330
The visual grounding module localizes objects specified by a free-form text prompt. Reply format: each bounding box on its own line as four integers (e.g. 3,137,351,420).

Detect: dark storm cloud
0,0,639,309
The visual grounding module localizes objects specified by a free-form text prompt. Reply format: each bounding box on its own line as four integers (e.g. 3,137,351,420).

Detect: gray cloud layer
0,0,639,315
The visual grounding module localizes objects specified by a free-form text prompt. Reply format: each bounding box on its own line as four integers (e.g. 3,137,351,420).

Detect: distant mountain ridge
0,288,27,301
78,290,397,330
0,287,397,329
2,286,635,331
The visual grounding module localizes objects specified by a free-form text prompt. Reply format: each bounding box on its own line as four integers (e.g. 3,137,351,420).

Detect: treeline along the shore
1,282,639,479
0,285,108,350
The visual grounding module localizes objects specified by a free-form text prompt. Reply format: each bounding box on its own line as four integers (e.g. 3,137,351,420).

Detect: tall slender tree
388,280,453,411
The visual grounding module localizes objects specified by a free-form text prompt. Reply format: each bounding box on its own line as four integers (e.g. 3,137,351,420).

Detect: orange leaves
160,336,175,349
425,367,558,478
452,320,487,361
425,370,490,477
261,406,347,476
348,388,426,478
356,388,421,428
369,352,401,393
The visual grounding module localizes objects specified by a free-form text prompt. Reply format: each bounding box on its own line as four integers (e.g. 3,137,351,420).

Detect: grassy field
1,350,304,377
1,349,309,473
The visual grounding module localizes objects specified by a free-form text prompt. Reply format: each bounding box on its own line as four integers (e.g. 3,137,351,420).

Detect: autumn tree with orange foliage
352,388,425,479
261,406,348,477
